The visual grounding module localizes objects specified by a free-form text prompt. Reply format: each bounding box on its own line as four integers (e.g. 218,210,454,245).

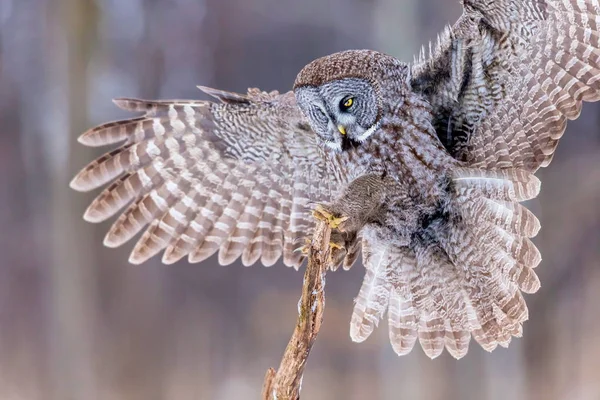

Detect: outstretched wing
70,87,339,268
412,0,600,171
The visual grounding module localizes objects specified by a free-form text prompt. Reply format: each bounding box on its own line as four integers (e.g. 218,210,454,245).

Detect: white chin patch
356,122,380,142
325,141,342,152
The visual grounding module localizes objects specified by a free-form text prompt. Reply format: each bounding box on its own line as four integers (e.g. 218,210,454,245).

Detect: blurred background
1,0,599,399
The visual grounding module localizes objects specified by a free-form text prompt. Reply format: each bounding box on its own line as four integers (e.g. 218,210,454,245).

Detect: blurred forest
1,0,599,399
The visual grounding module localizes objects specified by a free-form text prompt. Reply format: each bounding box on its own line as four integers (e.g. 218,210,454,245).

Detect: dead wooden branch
261,220,331,400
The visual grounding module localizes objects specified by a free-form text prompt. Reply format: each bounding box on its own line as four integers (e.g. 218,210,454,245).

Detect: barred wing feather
70,88,337,268
412,0,600,172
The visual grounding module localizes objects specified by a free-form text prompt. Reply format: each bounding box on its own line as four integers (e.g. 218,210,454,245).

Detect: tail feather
442,166,543,351
350,240,393,343
417,316,446,359
444,321,471,359
387,268,419,356
355,203,536,359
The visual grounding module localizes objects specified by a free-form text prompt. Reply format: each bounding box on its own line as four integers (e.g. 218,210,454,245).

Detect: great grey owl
71,0,600,359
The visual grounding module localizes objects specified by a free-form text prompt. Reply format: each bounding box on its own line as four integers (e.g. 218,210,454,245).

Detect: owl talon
294,237,312,255
327,241,343,264
295,238,343,258
329,241,343,251
327,239,347,269
312,204,349,230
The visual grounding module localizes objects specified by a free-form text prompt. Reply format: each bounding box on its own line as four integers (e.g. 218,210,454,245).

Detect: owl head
294,49,409,152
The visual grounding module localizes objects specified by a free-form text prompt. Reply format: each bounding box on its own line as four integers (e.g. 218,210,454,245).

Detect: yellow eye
342,97,354,109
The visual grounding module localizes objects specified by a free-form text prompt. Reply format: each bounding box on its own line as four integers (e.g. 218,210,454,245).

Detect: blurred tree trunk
374,0,419,62
48,0,99,399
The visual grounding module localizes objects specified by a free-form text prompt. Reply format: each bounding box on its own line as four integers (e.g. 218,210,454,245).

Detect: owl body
72,0,599,359
318,65,460,254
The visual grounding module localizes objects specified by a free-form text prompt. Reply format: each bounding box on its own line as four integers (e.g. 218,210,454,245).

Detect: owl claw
329,241,343,251
312,204,349,230
294,237,312,255
295,237,344,259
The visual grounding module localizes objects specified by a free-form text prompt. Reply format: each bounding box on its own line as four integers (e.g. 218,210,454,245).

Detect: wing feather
71,89,339,268
412,0,600,171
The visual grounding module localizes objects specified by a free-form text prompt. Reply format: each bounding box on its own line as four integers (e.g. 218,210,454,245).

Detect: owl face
295,78,380,152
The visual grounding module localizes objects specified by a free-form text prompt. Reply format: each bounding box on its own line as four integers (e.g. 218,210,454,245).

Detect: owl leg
313,173,390,234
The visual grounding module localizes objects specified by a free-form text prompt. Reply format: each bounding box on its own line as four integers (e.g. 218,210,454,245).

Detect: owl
71,0,600,359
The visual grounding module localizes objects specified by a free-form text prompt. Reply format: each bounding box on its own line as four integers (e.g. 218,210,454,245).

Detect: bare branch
262,220,331,400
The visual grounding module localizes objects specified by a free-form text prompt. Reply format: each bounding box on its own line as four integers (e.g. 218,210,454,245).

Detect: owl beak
337,125,347,135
